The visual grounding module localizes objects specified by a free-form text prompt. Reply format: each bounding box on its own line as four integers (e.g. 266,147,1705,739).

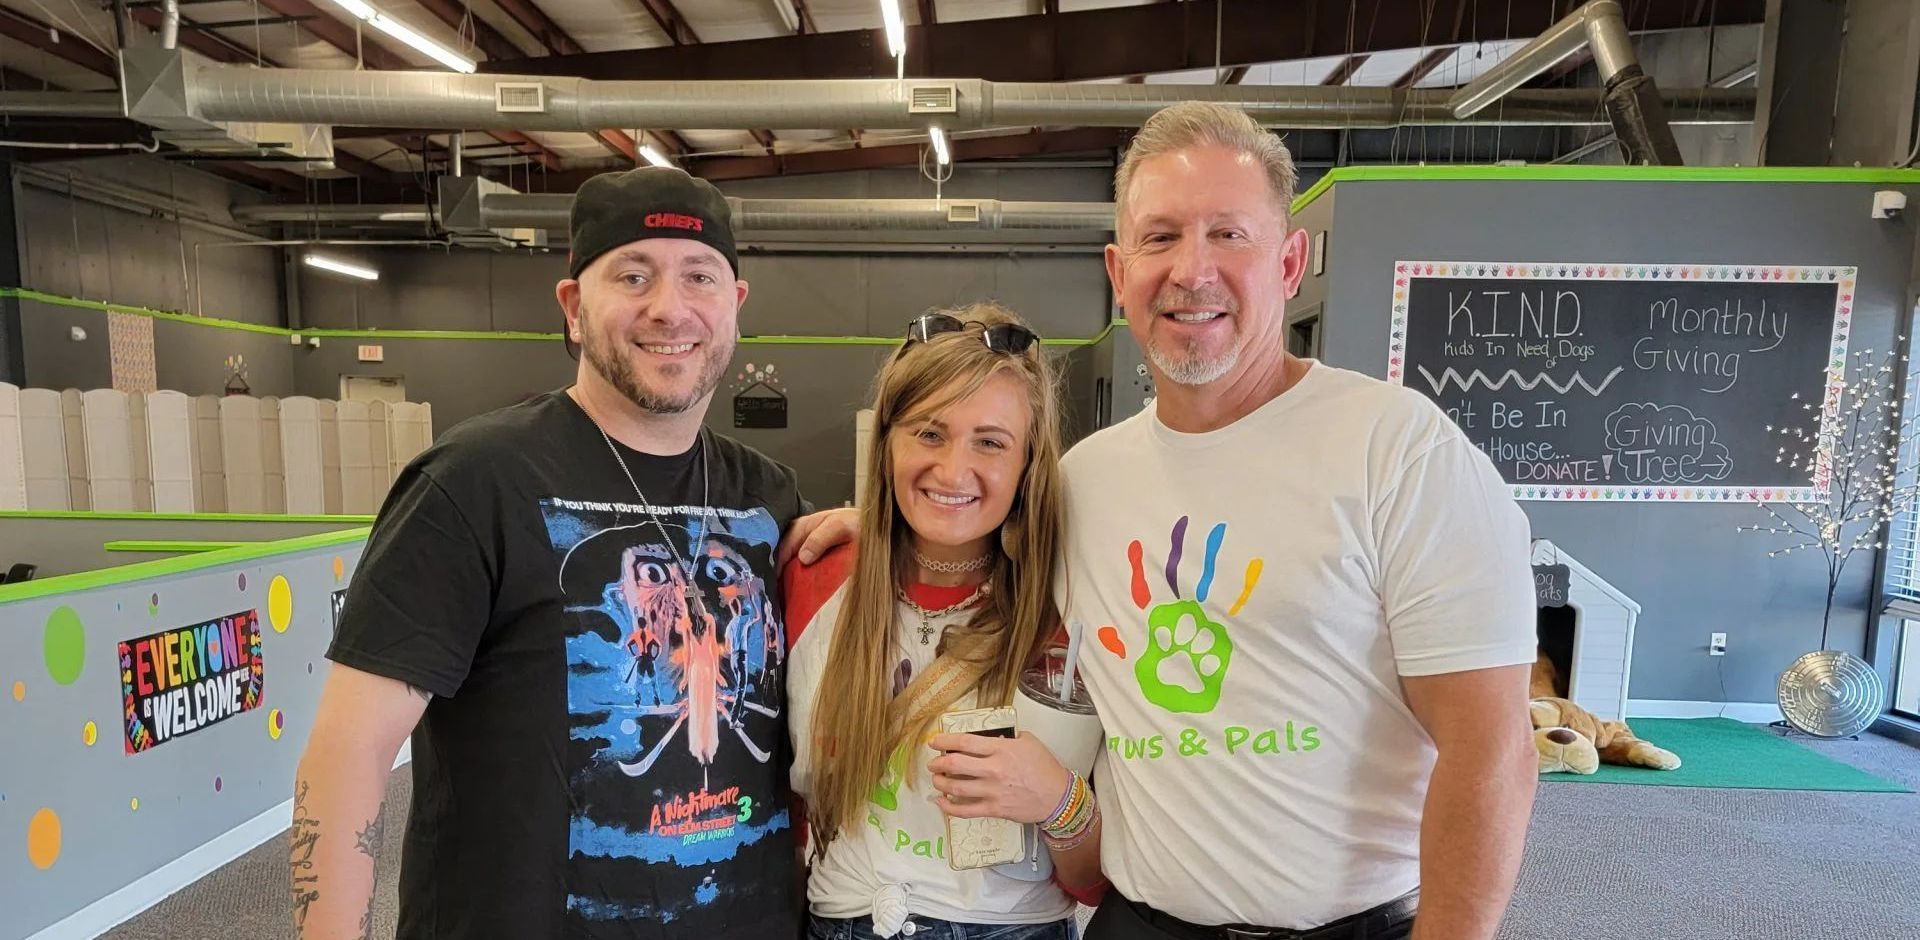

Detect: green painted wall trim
104,540,249,553
0,510,376,524
1290,164,1920,215
2,287,1120,347
0,527,369,606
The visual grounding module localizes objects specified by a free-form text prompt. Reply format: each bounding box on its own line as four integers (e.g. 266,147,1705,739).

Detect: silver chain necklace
598,425,712,616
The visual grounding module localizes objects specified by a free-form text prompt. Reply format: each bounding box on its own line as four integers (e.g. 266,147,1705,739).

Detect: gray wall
293,245,1110,340
1318,178,1919,705
14,159,283,326
19,297,298,397
0,535,364,940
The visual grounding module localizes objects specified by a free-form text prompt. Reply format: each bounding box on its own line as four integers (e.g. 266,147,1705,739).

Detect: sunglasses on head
902,313,1040,355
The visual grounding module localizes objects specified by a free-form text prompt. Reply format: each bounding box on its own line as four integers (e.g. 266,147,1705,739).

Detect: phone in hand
937,706,1025,871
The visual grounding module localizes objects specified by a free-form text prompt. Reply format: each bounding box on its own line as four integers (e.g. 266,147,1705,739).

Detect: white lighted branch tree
1738,346,1920,649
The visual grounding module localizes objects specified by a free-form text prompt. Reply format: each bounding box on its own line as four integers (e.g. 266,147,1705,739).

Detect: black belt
1121,890,1419,940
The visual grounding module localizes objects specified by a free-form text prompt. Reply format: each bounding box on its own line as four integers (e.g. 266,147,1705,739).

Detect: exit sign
357,345,385,362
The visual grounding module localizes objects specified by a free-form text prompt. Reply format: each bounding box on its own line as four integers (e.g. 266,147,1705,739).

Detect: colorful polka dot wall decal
44,607,86,685
83,721,98,746
130,798,140,812
10,681,22,702
238,572,247,591
333,556,345,581
268,709,285,740
214,776,223,793
268,575,293,633
27,808,61,869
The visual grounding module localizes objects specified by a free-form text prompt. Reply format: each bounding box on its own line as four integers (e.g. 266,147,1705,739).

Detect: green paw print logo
1097,517,1263,714
867,745,907,811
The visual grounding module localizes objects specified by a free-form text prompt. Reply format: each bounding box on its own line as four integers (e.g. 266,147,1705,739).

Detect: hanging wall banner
1389,261,1853,502
119,610,266,753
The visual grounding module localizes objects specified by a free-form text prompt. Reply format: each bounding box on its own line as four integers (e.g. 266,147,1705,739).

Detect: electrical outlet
1709,632,1728,656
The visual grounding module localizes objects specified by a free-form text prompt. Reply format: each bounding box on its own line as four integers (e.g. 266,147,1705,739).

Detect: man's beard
580,308,732,415
1147,286,1243,386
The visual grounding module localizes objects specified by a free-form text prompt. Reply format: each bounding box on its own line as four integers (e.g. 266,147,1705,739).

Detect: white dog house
1531,539,1637,722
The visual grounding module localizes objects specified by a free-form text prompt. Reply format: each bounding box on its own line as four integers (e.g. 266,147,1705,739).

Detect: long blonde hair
807,301,1067,850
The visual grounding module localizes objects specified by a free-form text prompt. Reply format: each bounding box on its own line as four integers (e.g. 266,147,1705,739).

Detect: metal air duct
151,60,1748,131
402,178,1118,234
0,93,124,117
1449,0,1683,164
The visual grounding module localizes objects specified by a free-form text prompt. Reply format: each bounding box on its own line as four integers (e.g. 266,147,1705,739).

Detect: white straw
1058,620,1085,704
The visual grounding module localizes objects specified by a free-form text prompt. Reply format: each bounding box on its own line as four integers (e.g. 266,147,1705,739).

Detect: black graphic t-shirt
328,390,807,939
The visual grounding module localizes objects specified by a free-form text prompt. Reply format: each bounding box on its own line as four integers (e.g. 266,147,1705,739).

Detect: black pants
1083,893,1415,940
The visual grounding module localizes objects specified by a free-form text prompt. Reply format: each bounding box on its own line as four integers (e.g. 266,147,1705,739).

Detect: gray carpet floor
102,726,1920,940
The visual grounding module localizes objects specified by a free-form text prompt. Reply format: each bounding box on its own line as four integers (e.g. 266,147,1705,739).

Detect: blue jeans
807,913,1078,940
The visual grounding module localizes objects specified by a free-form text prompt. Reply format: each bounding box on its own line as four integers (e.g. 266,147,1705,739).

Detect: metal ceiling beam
1393,46,1457,88
128,7,265,65
637,0,699,45
481,0,1765,81
491,0,585,55
920,1,939,25
595,128,639,163
2,67,58,90
0,7,118,77
247,0,412,70
1323,54,1371,86
409,0,637,167
411,0,525,61
1220,66,1251,85
789,0,817,34
490,129,566,171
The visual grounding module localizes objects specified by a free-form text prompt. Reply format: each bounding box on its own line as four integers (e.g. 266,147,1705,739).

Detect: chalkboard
1388,261,1854,502
1533,564,1570,607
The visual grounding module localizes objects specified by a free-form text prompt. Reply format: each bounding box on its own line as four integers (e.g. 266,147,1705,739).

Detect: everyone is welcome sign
118,610,266,753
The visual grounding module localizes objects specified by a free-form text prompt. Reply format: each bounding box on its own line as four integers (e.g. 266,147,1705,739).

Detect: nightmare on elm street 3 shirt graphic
542,496,792,931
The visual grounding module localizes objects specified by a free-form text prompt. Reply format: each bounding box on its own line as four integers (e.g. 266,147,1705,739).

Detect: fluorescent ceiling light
304,254,379,281
880,0,906,58
639,144,673,168
322,0,477,73
929,126,949,165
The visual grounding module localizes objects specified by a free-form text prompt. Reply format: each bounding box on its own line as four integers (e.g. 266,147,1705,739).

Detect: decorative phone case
938,706,1026,871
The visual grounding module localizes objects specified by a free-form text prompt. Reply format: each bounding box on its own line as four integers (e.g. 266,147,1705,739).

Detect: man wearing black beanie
301,166,809,940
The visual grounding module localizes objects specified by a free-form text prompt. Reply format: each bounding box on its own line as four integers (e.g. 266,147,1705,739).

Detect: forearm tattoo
354,807,385,940
289,780,322,933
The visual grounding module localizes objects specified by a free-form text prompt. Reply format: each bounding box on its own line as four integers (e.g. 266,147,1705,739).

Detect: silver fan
1776,650,1885,738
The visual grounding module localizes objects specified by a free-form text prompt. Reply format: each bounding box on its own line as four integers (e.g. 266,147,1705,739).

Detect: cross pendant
918,623,936,646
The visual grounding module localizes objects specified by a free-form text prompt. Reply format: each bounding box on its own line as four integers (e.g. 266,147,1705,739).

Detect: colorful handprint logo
1097,516,1263,714
868,745,907,812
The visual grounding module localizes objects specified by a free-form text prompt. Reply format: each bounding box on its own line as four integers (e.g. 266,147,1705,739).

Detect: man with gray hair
788,101,1539,939
1070,100,1538,939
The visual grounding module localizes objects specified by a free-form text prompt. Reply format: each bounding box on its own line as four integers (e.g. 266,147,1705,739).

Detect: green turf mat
1538,717,1910,792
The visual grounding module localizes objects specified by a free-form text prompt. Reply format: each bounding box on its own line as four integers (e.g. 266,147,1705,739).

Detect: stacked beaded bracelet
1040,771,1097,848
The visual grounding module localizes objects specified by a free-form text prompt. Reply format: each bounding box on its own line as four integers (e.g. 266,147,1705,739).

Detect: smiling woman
784,301,1089,939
